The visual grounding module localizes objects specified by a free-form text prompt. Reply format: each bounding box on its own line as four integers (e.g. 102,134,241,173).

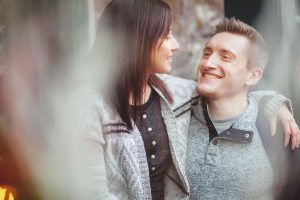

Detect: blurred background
0,0,299,199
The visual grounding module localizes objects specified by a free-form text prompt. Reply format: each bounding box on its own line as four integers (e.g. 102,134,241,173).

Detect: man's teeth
204,74,220,79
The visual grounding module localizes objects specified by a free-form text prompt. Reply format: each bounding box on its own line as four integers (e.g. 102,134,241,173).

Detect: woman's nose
171,37,179,51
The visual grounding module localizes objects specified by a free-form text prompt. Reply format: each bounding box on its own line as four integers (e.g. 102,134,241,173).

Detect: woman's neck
129,83,152,105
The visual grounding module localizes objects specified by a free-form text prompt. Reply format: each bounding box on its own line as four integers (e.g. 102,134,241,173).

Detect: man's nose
204,55,218,69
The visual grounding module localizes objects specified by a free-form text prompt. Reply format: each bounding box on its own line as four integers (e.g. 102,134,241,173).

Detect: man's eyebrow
219,48,236,56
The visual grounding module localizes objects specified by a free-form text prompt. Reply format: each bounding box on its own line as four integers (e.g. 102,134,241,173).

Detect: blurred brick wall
93,0,224,80
165,0,224,80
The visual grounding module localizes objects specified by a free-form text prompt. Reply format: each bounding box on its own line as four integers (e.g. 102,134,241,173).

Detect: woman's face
150,30,179,74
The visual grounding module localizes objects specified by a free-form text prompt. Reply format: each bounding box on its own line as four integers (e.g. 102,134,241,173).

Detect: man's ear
246,67,263,86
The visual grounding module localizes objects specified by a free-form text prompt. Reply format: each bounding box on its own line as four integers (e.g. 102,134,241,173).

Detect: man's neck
207,94,248,121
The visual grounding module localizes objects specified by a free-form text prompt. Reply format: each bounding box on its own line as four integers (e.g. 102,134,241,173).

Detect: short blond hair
213,17,268,69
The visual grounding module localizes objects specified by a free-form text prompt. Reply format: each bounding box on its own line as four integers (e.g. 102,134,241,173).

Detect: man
186,18,298,199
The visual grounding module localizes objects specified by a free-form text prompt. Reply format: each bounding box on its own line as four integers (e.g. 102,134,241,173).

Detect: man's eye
222,55,231,60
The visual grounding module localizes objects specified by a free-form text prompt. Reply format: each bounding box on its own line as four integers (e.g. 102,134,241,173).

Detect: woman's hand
270,105,300,150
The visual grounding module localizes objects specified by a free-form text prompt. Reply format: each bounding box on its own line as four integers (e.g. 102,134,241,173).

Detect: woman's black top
131,88,171,200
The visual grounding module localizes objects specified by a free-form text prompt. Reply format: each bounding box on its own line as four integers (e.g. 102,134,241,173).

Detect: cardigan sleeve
74,86,119,200
249,91,292,121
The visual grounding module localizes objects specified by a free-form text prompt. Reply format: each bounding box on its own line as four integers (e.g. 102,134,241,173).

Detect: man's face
197,32,253,100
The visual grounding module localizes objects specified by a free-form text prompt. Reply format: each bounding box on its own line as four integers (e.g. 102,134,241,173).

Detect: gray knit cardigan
75,74,198,200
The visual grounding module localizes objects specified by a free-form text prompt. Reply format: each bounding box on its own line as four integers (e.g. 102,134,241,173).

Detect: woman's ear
246,67,264,86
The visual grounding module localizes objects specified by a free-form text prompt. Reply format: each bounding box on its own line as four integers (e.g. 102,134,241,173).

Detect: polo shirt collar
192,96,258,143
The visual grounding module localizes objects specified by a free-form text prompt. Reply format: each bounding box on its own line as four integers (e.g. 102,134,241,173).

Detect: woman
80,1,195,199
76,0,298,199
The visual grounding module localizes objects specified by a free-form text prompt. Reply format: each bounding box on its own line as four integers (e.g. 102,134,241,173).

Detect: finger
269,116,277,136
291,131,296,151
284,132,291,148
294,124,300,148
283,120,291,148
290,121,299,150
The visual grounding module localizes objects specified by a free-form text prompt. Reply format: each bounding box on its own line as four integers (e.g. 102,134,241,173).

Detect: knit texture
187,96,273,200
74,74,197,200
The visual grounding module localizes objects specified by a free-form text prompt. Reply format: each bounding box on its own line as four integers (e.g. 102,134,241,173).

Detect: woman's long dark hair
95,0,173,129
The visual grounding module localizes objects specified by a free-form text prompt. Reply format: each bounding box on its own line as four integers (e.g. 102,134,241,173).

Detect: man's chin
196,85,215,98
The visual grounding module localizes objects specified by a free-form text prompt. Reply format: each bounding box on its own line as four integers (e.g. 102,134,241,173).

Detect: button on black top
131,88,171,200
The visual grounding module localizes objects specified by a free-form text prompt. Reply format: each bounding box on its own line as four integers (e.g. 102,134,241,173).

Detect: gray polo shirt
186,96,273,200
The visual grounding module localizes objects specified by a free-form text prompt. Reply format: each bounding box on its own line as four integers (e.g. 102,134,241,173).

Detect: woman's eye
203,52,211,58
